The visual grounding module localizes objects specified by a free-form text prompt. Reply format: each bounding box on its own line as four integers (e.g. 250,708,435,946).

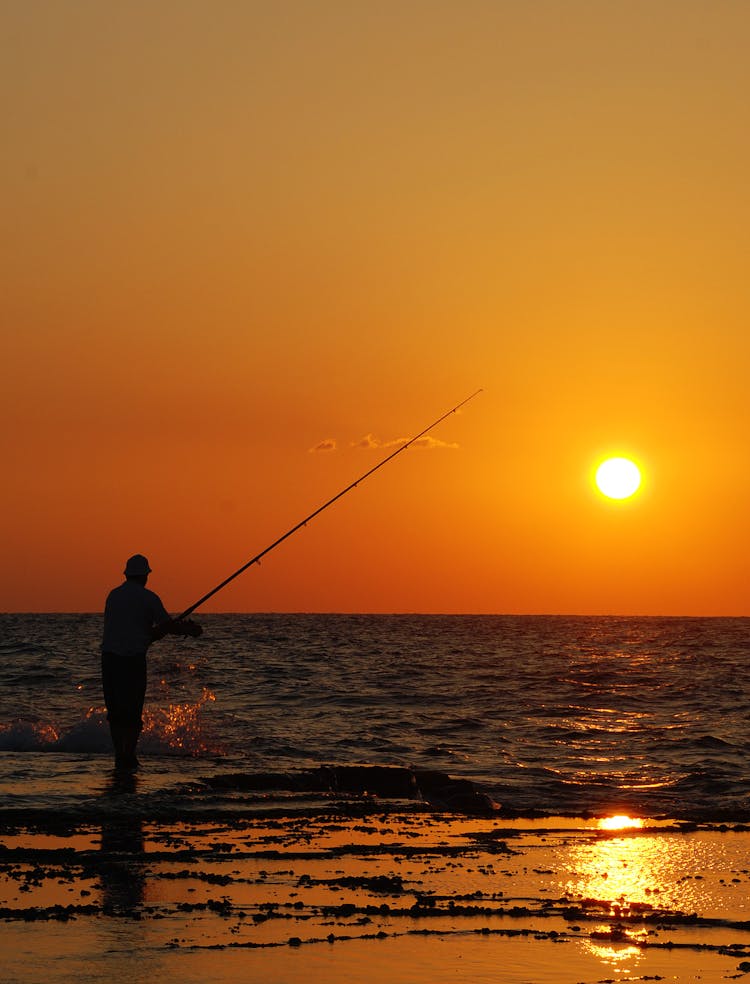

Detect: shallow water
3,812,750,984
1,614,749,820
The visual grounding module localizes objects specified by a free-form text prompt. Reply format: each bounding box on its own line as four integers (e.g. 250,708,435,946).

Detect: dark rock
201,763,499,816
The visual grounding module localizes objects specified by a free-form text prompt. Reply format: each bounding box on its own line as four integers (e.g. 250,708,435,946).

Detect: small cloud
352,433,381,449
353,434,458,450
411,436,459,450
309,438,337,453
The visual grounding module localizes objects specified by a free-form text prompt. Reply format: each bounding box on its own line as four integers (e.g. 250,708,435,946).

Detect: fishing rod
177,389,482,619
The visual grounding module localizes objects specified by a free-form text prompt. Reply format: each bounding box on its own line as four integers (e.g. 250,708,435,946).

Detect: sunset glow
3,3,750,615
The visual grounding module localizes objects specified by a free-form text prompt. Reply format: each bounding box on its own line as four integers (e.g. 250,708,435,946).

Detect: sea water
1,613,749,820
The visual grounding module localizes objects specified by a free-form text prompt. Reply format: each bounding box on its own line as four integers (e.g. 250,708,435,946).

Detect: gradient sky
4,1,750,614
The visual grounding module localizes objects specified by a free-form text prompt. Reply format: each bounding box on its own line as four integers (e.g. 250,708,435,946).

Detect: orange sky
3,1,750,615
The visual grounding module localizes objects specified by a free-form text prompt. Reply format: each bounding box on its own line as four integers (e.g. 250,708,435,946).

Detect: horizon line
3,610,749,619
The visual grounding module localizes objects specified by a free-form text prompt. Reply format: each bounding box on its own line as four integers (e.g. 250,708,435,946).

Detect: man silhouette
101,554,201,771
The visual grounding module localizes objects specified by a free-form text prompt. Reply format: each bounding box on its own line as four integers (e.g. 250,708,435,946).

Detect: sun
595,457,641,500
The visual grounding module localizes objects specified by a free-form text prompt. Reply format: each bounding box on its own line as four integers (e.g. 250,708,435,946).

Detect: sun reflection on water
598,815,644,831
560,818,680,918
584,939,644,974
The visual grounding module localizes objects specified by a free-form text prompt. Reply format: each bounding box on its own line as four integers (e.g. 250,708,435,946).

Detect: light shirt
101,580,171,658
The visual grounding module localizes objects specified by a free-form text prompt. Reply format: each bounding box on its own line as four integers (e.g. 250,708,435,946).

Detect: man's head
124,554,152,584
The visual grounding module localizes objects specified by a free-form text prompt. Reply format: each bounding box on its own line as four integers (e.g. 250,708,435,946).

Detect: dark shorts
101,652,147,731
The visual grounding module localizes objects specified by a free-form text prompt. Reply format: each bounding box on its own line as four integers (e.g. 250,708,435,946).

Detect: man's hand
177,619,203,638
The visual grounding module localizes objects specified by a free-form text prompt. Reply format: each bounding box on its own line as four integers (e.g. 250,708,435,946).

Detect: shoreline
4,797,750,982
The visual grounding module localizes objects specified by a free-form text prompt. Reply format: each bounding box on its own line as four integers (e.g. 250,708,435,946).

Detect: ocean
1,613,749,821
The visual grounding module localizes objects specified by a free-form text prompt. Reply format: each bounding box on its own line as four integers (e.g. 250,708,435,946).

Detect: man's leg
121,724,141,770
108,722,128,769
103,653,146,771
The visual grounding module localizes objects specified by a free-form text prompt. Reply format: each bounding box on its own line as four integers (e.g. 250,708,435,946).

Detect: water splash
0,691,223,758
140,689,222,757
0,719,61,752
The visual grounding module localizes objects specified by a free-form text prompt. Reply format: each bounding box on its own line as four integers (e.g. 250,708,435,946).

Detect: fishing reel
174,619,203,638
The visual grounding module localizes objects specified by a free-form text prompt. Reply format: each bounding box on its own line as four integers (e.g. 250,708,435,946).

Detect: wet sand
4,791,750,983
